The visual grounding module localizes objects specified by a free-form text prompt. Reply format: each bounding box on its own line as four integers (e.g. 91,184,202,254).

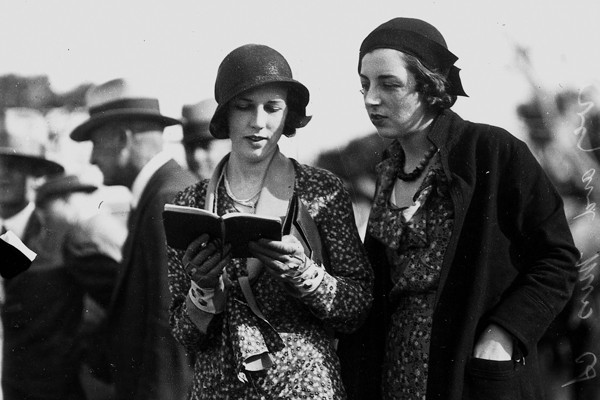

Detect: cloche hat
209,44,311,139
70,78,181,142
359,17,467,97
0,108,64,176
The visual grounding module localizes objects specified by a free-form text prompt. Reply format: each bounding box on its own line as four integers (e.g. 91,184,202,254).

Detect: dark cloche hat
35,174,98,206
70,78,181,142
210,44,311,139
0,108,64,177
359,17,467,97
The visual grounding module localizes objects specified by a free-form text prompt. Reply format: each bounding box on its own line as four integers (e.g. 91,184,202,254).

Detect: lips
245,135,266,142
369,113,386,125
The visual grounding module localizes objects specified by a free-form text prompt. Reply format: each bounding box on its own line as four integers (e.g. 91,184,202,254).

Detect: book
162,204,282,258
0,230,37,279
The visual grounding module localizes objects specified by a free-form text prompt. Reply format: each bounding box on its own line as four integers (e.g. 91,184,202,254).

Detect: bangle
188,278,226,314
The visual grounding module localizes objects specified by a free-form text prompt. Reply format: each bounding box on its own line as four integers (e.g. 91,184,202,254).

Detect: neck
226,149,279,197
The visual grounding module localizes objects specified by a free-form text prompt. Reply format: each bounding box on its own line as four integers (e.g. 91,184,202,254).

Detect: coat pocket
464,357,521,400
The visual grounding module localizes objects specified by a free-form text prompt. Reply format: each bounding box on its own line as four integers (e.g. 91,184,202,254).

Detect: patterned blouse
367,140,454,400
168,159,373,400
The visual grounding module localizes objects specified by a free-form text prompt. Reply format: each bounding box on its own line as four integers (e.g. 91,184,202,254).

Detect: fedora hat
70,78,181,142
35,173,98,206
210,44,311,139
181,98,218,145
0,108,64,177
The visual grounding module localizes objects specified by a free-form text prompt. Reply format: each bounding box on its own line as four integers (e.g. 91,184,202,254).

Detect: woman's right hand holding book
182,234,232,316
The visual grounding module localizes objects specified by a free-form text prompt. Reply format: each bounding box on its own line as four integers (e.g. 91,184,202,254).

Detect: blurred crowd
0,64,599,400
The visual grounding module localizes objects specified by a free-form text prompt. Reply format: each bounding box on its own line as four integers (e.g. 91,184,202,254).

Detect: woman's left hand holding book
182,233,231,331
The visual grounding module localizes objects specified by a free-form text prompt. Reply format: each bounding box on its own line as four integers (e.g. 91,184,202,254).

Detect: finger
189,245,232,286
182,233,210,264
250,240,298,261
188,242,232,276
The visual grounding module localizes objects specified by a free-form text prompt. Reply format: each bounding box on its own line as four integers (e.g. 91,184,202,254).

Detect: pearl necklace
395,144,438,181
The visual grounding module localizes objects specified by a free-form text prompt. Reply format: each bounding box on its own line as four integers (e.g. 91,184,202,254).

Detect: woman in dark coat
339,17,579,400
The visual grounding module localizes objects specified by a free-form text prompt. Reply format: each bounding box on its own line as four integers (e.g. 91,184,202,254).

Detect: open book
163,204,282,258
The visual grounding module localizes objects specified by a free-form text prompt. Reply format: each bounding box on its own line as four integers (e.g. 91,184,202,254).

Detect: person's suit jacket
107,159,196,400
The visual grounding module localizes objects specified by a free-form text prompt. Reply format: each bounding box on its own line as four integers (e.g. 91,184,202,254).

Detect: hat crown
0,108,50,158
214,44,295,104
182,98,218,124
85,78,156,109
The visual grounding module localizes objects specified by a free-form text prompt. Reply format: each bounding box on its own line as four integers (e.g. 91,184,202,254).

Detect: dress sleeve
487,135,579,354
300,171,374,334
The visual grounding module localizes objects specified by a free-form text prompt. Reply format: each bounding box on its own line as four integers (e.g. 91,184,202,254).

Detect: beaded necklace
395,144,438,181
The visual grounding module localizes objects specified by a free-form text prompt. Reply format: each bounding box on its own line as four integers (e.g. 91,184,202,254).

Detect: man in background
0,107,78,399
181,98,228,179
70,78,196,400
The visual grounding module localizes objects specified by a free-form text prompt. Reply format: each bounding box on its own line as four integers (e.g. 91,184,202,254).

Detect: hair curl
402,53,456,110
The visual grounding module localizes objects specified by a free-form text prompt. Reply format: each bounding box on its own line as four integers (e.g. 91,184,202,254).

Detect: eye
359,82,369,95
265,105,282,113
233,102,251,111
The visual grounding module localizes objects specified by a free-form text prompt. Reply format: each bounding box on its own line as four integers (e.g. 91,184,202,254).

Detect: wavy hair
403,53,457,110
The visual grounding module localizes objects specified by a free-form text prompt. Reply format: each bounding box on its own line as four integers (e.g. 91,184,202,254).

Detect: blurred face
89,124,137,187
0,157,29,211
359,48,432,139
227,84,288,163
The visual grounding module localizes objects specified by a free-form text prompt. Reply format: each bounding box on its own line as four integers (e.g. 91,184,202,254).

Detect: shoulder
293,159,346,195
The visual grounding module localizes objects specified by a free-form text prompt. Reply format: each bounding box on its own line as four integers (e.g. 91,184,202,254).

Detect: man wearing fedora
70,78,195,400
181,98,229,179
0,107,81,399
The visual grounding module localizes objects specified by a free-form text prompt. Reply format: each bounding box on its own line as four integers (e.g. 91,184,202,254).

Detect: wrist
188,278,227,314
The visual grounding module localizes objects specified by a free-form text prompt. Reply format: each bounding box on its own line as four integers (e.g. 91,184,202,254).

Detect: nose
363,86,381,107
250,107,267,130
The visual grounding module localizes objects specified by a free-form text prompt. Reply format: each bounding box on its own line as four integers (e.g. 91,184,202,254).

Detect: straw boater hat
0,108,64,176
181,98,218,146
70,78,181,142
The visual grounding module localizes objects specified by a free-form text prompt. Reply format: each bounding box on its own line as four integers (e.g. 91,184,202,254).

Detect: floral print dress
168,159,373,400
367,141,454,400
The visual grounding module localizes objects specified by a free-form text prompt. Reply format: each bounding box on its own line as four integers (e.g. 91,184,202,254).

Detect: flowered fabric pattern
367,140,454,400
168,159,373,400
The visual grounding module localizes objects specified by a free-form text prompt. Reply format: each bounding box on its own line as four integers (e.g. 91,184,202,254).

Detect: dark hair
402,53,456,110
214,84,303,138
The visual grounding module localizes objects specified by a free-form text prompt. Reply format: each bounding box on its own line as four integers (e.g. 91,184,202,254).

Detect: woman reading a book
166,43,373,399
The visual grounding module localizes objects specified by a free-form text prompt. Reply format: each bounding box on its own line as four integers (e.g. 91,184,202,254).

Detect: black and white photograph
0,1,599,399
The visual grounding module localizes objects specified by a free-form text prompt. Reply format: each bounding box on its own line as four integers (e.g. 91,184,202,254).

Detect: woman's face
227,84,288,163
359,48,431,139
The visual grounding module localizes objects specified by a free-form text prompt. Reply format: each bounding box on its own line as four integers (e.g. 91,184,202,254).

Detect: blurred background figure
315,132,388,239
69,78,196,400
181,98,230,179
516,45,600,400
0,107,82,400
34,173,127,400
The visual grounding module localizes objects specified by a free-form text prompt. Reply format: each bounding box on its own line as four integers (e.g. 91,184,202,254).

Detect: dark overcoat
107,159,197,400
339,109,579,400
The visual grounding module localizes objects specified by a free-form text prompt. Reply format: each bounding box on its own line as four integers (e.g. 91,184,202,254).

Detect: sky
1,0,599,163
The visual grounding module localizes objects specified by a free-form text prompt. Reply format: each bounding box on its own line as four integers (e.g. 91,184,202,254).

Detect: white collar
0,202,35,239
130,152,172,209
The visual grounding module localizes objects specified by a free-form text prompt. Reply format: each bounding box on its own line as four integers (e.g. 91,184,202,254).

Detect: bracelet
188,278,226,314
